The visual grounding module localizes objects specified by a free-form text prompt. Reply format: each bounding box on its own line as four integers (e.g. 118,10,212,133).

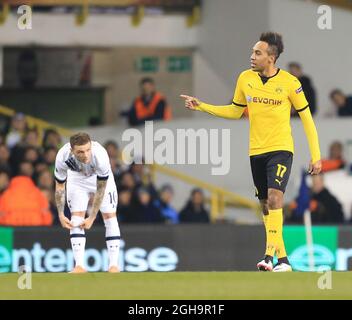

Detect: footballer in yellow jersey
181,32,322,272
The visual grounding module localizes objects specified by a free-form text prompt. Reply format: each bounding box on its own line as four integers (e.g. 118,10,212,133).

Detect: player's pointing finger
180,94,193,100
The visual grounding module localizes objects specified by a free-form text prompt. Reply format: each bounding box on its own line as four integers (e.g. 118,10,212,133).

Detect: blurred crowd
285,140,352,224
0,108,351,227
0,113,210,226
288,62,352,118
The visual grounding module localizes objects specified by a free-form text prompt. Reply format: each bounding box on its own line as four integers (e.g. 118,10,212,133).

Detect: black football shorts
250,150,293,200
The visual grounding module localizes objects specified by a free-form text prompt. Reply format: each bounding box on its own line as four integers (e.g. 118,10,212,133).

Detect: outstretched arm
297,106,322,174
180,95,245,119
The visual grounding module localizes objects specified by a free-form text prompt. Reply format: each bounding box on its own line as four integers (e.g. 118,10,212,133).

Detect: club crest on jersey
275,87,283,94
295,86,303,94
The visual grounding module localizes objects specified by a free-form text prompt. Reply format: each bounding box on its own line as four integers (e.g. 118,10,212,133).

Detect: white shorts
66,173,118,214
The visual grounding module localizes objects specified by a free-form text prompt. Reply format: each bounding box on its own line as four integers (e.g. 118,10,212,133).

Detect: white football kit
55,141,118,213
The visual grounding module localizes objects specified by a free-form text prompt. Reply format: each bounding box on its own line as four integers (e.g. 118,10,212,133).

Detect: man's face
312,175,324,194
119,190,131,205
139,191,151,205
330,142,343,159
0,146,9,161
331,93,346,108
141,82,155,96
289,65,302,78
106,144,118,158
25,132,39,146
192,191,204,206
71,142,92,164
0,173,9,191
250,41,275,72
12,118,26,131
161,190,173,204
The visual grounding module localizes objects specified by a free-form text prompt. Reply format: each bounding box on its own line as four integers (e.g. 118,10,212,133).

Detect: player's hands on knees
180,95,201,110
80,216,95,230
308,159,322,175
59,214,73,230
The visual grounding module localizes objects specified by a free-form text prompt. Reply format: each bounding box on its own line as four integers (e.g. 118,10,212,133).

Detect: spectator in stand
129,161,158,199
129,187,165,223
104,140,123,178
104,140,119,160
5,113,28,149
0,144,12,174
129,161,144,185
154,184,179,224
36,169,54,189
10,131,41,175
42,128,62,149
288,62,317,116
117,186,133,223
330,89,352,117
179,188,210,223
0,169,10,194
18,161,34,178
23,146,40,164
117,171,137,191
39,186,58,224
109,156,121,181
288,174,345,224
321,141,345,173
43,146,57,172
23,128,40,148
34,161,49,175
0,163,53,226
121,78,172,126
310,174,345,223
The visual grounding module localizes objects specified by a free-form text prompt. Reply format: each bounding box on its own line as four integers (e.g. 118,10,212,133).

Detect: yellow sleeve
232,73,247,106
196,102,245,119
194,74,246,119
298,107,321,163
288,77,308,111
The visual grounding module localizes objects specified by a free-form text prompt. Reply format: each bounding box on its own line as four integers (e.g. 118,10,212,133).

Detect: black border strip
296,105,309,113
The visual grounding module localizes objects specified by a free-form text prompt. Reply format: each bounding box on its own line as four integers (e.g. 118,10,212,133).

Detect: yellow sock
275,208,287,259
266,208,287,258
263,214,269,254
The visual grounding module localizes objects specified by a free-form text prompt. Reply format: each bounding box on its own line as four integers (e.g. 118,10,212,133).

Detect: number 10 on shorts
108,191,117,207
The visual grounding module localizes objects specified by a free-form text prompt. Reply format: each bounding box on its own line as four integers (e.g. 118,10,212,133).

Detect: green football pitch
1,272,351,300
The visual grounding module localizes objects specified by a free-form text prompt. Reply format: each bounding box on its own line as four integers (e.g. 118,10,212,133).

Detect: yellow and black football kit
195,68,321,260
195,68,321,197
196,68,320,160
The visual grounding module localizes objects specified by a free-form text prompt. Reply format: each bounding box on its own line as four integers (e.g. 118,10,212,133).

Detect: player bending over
181,32,321,272
55,132,120,273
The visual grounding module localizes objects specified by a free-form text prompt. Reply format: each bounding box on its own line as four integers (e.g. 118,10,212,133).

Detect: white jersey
55,141,118,213
55,141,112,183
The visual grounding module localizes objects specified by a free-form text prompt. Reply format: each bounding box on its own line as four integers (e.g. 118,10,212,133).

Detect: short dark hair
288,62,301,69
330,89,344,99
44,146,58,154
70,132,91,148
191,188,204,197
260,32,284,61
140,77,154,86
104,140,119,150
